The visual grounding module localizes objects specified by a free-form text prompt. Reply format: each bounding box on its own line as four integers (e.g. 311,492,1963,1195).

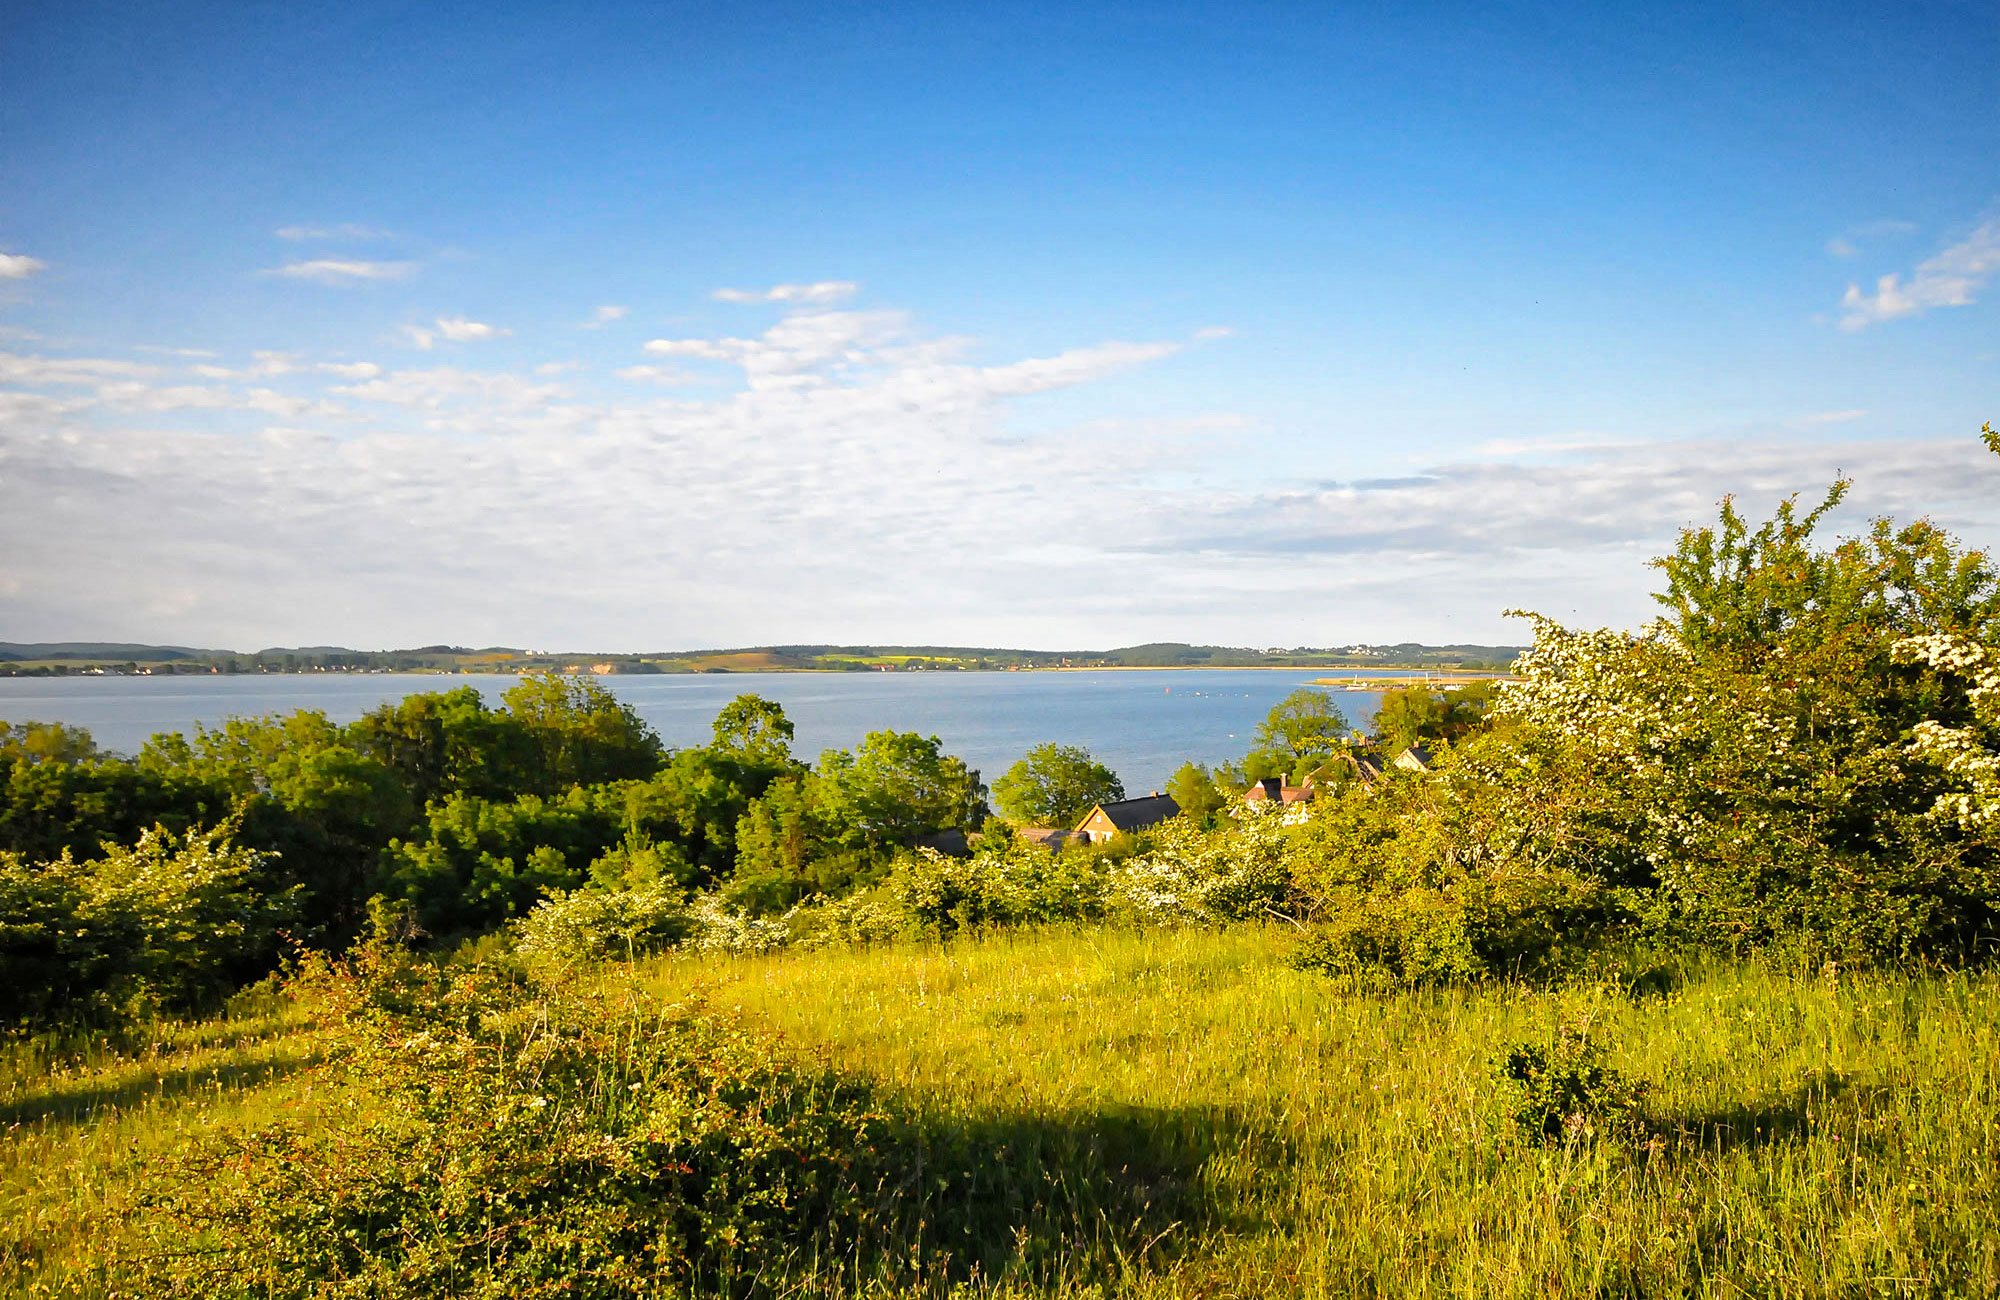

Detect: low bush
1497,1019,1650,1146
511,880,691,974
1289,866,1622,987
0,824,289,1028
145,948,917,1297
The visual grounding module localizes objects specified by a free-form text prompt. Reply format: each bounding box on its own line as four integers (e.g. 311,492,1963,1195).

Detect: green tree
1254,688,1354,776
1490,473,2000,959
1370,681,1501,753
1165,760,1228,824
136,712,412,941
502,675,664,793
710,694,797,769
0,825,290,1027
0,720,100,767
814,731,988,850
347,686,535,804
991,743,1124,827
380,787,623,937
1370,686,1448,753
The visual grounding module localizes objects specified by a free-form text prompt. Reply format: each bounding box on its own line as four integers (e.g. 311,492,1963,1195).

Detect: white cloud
263,259,416,284
615,364,701,386
275,224,392,241
405,317,510,349
1193,325,1234,340
0,252,46,279
14,288,1994,651
1839,216,2000,329
580,304,628,328
435,317,509,343
135,345,219,359
1793,409,1867,427
0,352,162,385
92,382,340,419
712,281,858,305
1826,219,1917,258
331,366,566,412
187,351,302,381
317,360,383,379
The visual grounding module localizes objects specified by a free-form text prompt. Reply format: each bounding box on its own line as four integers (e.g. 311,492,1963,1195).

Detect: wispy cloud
615,364,701,385
187,351,302,380
0,252,47,280
712,281,858,305
435,317,509,343
0,297,1219,646
275,223,392,242
1839,216,2000,329
1825,219,1916,258
402,317,511,349
580,304,627,328
0,353,162,385
1793,409,1867,427
264,259,416,285
135,345,219,359
12,287,1993,650
317,360,382,379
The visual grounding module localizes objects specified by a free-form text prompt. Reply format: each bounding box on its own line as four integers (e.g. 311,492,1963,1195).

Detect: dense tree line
0,677,990,1025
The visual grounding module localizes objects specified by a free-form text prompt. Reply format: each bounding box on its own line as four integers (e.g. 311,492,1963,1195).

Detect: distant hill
0,642,225,662
0,640,1528,675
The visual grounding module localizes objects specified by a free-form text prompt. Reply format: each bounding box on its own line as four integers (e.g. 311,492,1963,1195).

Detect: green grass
0,1005,320,1294
639,928,2000,1297
6,927,2000,1296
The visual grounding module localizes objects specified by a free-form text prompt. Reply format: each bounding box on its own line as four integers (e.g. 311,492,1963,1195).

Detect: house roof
915,828,973,857
1078,793,1180,832
1015,826,1085,848
1243,777,1315,804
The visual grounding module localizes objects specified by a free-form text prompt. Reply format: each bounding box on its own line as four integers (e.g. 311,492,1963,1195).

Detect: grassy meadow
3,925,1997,1297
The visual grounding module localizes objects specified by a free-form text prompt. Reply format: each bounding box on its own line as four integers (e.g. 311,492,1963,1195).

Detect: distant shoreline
1,662,1515,680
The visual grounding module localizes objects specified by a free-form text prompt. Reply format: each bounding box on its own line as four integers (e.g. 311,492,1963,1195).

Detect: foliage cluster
0,679,992,1028
0,826,286,1026
132,934,1179,1298
1497,1019,1651,1145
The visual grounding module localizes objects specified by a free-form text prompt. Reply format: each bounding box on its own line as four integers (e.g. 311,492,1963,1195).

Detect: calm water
0,671,1399,792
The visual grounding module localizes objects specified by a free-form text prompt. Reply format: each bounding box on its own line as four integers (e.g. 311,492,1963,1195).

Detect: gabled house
1015,826,1088,849
1075,793,1180,843
1240,776,1317,806
1393,744,1434,773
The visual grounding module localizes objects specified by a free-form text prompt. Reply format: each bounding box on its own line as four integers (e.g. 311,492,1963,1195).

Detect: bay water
0,670,1406,792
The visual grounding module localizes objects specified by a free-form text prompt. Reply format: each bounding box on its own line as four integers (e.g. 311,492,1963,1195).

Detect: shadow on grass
884,1100,1272,1288
0,1050,317,1128
1652,1072,1887,1157
1622,964,1683,1001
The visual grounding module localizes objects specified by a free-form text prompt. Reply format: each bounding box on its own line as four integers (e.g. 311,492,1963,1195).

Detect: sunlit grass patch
4,928,1999,1296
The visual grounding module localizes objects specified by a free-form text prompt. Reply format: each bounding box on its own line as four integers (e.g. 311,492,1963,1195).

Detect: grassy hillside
5,928,1997,1296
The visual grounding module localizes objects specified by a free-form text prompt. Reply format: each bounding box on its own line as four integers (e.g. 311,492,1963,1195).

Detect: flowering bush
890,841,1112,935
1111,805,1297,924
1476,479,2000,961
512,880,690,974
0,824,289,1026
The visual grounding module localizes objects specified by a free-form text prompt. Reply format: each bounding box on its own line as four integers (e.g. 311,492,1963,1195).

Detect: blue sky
2,0,1997,650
